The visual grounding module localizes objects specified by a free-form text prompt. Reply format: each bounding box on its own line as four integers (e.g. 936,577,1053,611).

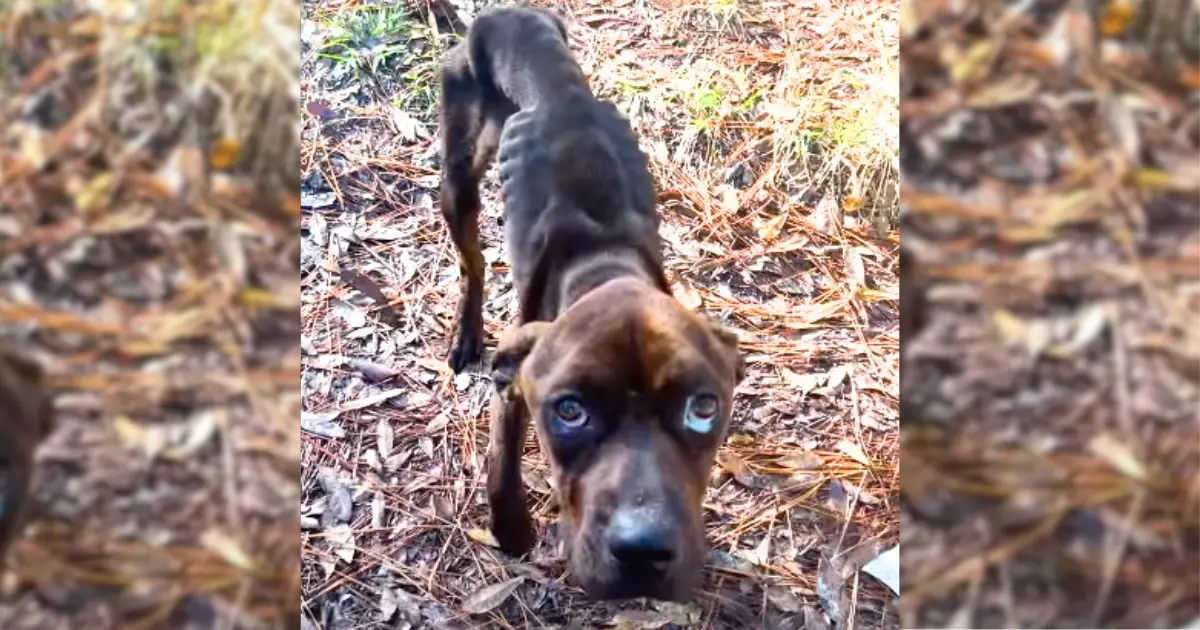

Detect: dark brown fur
0,345,54,574
438,7,744,601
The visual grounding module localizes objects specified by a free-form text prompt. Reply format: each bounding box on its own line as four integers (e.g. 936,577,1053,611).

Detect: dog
0,345,54,574
438,7,745,601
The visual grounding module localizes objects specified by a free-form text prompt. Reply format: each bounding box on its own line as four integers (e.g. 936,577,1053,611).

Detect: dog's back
465,8,585,110
439,7,664,367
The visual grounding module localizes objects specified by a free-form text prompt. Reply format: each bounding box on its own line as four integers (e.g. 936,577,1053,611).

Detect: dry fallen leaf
777,450,824,471
1099,0,1136,37
719,185,740,214
716,450,767,488
162,410,221,460
200,529,255,571
372,493,386,530
836,440,871,467
349,358,400,382
379,587,399,622
752,534,771,566
1088,432,1148,481
73,173,117,214
993,309,1052,357
826,364,851,389
325,525,357,564
425,413,451,434
758,213,787,241
111,415,166,459
301,411,345,439
766,584,803,613
466,528,500,547
340,388,405,412
209,137,241,169
781,368,822,395
461,576,525,615
377,418,394,459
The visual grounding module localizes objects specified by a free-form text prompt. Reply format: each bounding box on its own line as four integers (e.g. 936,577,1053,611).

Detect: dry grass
899,0,1199,627
1,0,301,628
299,0,899,628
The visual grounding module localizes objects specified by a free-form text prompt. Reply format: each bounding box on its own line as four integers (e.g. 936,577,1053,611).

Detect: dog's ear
491,322,550,393
707,322,746,384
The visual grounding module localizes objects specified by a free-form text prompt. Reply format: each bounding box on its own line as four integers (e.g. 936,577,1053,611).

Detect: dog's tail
465,7,589,110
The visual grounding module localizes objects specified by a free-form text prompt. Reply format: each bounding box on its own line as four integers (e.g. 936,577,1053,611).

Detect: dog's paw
447,334,483,373
491,514,537,557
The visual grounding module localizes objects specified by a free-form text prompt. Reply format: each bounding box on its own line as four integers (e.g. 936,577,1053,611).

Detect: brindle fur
439,7,744,601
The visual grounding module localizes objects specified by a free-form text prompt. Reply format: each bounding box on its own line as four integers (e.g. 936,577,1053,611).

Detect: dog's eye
684,393,720,434
553,396,588,427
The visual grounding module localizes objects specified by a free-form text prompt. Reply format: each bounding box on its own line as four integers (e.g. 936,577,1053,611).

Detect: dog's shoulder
472,6,567,42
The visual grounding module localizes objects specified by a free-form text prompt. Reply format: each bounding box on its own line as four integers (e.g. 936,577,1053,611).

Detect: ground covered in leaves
0,1,301,628
300,0,900,628
899,0,1199,628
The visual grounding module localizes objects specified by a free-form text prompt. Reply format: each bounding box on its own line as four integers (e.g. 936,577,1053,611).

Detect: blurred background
1,0,301,628
899,0,1198,627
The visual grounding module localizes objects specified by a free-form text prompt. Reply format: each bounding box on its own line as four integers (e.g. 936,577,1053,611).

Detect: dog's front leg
439,45,488,373
486,387,536,555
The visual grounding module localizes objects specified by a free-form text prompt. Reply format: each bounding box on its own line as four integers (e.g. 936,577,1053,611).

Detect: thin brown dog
0,345,54,574
439,8,744,601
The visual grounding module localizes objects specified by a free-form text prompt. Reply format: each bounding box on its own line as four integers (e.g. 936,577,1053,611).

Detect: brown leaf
836,439,871,466
306,101,338,119
461,576,524,615
778,450,824,471
716,450,766,488
758,213,787,241
209,137,241,170
339,268,390,304
466,528,499,547
1099,0,1136,37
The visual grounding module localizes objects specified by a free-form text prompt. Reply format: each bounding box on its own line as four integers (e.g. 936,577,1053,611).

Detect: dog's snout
606,507,675,568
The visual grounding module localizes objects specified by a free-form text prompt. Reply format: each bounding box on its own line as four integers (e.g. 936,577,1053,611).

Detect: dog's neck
556,246,662,314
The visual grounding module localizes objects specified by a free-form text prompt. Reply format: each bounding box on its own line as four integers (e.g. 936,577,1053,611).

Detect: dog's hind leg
439,45,491,372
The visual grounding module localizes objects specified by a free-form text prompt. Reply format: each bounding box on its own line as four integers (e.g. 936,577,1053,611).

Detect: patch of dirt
899,0,1199,627
300,0,900,628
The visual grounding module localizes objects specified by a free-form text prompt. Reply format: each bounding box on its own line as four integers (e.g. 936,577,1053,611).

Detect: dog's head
492,278,744,601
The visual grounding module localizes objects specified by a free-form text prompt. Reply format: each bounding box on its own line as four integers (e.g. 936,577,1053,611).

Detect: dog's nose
606,508,675,567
